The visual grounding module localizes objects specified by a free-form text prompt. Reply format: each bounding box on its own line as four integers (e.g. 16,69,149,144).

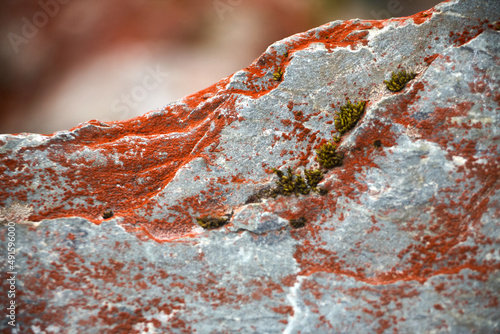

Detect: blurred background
0,0,441,134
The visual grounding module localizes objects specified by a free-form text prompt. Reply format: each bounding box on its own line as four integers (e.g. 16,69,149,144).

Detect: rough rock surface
1,0,500,333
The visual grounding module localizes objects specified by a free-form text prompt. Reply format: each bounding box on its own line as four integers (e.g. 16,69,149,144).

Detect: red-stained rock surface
1,0,499,333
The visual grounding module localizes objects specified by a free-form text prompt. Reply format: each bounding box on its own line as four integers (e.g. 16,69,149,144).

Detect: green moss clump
384,70,416,92
273,67,283,81
102,209,113,219
273,167,294,196
334,100,366,135
304,169,323,191
196,216,228,229
247,167,326,202
289,217,306,229
245,185,277,203
317,187,328,196
273,167,310,196
316,142,343,169
294,175,310,195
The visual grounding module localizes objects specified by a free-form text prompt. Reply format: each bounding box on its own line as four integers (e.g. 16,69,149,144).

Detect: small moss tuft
373,139,382,148
334,100,366,135
294,175,310,195
196,216,228,230
304,169,323,191
102,209,114,219
384,70,416,92
273,167,294,196
317,187,329,196
316,142,343,169
273,167,310,196
249,167,327,202
245,185,278,203
289,217,306,229
273,67,284,81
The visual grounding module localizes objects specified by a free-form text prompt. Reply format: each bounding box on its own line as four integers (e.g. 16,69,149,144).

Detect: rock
1,0,499,332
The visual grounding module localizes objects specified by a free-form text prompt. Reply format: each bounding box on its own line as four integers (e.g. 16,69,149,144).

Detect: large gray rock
1,0,499,333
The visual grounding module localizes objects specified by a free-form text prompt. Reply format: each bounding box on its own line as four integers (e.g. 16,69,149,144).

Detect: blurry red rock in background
0,0,439,134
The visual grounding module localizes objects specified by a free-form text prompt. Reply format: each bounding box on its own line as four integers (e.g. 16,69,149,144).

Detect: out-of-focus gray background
0,0,441,134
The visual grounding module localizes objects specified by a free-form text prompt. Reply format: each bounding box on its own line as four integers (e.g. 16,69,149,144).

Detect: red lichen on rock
15,243,191,333
268,71,500,286
0,91,242,241
0,4,474,247
271,305,294,317
448,19,489,46
424,53,440,65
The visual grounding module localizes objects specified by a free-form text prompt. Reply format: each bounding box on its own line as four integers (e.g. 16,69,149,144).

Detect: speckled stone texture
1,0,499,333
